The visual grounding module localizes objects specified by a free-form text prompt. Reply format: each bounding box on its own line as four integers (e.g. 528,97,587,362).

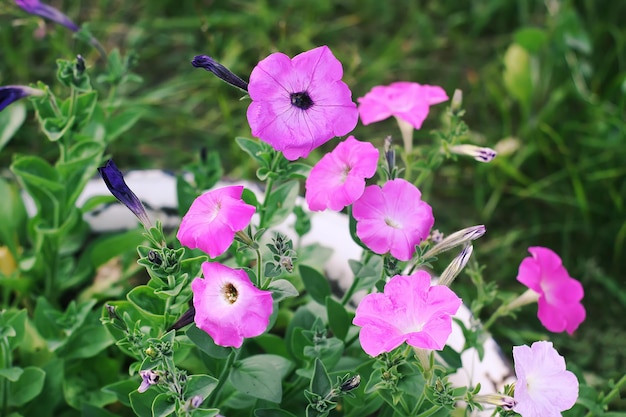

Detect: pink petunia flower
305,136,379,212
353,271,462,356
513,341,579,417
357,81,448,130
246,45,359,161
192,262,273,348
517,246,586,334
177,185,255,258
352,178,434,261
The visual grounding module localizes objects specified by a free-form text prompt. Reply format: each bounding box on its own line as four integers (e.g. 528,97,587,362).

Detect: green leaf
513,27,548,53
255,409,299,417
8,366,46,406
82,403,120,417
55,139,105,209
348,257,383,294
325,297,352,341
0,178,27,258
503,43,533,110
268,279,299,302
102,378,138,407
58,324,114,359
299,265,331,305
1,309,27,351
310,358,332,396
0,367,23,382
186,325,231,359
438,345,463,371
11,155,63,215
86,228,145,268
236,137,266,165
0,102,26,153
262,181,299,228
105,108,144,142
192,410,221,417
229,354,292,403
184,374,219,399
41,115,75,142
152,393,176,417
130,389,159,417
127,285,166,317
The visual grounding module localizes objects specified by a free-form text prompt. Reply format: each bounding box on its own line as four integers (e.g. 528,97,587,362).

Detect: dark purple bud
97,160,152,228
340,374,361,392
168,306,195,331
0,85,44,112
15,0,80,32
192,55,248,92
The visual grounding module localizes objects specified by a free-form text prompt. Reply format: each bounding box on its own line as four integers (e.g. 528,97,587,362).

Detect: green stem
207,348,239,407
0,336,10,417
483,289,539,331
256,248,264,289
584,374,626,417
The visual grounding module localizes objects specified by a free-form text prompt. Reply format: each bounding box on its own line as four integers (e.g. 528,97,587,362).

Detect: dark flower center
223,283,239,304
290,91,314,110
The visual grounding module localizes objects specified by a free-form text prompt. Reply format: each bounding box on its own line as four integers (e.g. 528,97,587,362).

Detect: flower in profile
191,55,249,92
357,81,448,129
517,246,585,334
352,178,434,261
246,45,359,160
353,271,462,356
177,186,255,258
513,341,579,417
305,136,379,212
98,159,152,228
192,262,273,348
0,85,44,112
449,144,497,163
137,369,160,393
15,0,79,32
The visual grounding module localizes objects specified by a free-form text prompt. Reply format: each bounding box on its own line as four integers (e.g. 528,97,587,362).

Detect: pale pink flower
246,45,358,160
305,136,379,211
517,246,586,334
352,179,434,261
192,262,273,348
177,186,255,258
353,271,462,356
513,341,579,417
357,81,448,129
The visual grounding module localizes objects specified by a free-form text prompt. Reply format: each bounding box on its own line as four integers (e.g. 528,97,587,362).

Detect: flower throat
290,91,314,110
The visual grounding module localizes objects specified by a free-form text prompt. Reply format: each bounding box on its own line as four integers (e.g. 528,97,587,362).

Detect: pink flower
177,186,255,258
192,262,273,348
513,341,579,417
305,136,379,211
517,246,586,334
352,178,434,261
357,81,448,129
246,45,359,160
353,271,462,356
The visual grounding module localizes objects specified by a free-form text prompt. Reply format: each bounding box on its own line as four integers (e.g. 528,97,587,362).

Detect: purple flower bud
449,144,497,163
138,370,160,393
191,55,248,92
97,160,152,228
15,0,79,32
0,85,44,112
438,244,474,287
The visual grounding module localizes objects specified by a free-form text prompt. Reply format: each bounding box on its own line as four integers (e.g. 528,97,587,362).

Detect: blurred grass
1,0,625,386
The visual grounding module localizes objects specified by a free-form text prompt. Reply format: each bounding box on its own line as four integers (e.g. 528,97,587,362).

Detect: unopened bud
423,225,485,259
340,375,361,392
449,144,497,163
438,244,473,287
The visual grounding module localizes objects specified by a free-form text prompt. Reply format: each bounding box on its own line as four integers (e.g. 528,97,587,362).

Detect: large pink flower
177,186,255,258
192,262,273,348
517,247,585,334
352,178,434,261
246,45,359,161
513,341,579,417
353,271,462,356
357,81,448,129
305,136,379,212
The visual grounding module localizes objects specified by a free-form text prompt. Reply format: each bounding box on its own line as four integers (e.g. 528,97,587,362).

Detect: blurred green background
1,0,624,394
